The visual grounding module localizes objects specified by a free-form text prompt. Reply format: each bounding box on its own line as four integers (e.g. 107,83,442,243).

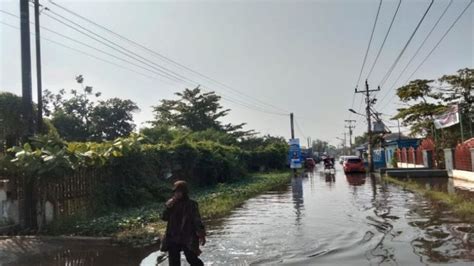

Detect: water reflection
345,173,366,186
291,176,304,226
4,167,474,265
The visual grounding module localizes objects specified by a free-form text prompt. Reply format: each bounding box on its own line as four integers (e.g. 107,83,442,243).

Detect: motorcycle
323,158,335,170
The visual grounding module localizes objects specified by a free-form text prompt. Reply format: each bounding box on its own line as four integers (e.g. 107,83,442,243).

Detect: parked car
343,156,365,173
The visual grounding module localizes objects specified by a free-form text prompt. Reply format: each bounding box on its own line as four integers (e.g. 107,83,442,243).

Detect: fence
7,168,106,227
395,138,435,168
454,138,474,172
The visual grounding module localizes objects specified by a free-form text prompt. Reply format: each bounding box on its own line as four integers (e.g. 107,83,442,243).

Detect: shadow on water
0,238,160,266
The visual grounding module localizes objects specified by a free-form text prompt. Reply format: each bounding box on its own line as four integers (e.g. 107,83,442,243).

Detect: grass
384,175,474,221
45,171,291,246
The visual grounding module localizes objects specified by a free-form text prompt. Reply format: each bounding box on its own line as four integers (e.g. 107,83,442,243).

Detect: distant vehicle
343,156,365,173
305,158,316,169
323,157,335,170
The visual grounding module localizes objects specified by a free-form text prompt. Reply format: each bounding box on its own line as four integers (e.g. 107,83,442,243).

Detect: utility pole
396,119,401,140
343,132,347,155
20,0,34,137
290,113,296,175
34,0,43,132
345,119,356,154
355,80,380,172
20,0,36,230
290,113,295,139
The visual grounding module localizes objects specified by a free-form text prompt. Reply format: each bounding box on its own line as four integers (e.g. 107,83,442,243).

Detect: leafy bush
6,132,288,212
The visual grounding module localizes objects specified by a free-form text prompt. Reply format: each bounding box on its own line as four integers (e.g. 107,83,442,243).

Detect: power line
377,0,454,107
0,20,160,81
1,9,288,117
366,0,402,80
41,10,196,84
379,0,473,112
0,9,183,82
46,0,289,114
294,118,307,140
350,0,382,120
355,0,383,88
378,0,434,88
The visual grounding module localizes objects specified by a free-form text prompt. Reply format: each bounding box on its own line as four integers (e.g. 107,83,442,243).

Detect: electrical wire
377,0,454,108
294,118,307,140
1,9,289,117
355,0,383,88
46,0,289,114
366,0,402,80
42,11,196,84
379,0,473,112
378,0,434,88
349,0,382,120
0,20,161,81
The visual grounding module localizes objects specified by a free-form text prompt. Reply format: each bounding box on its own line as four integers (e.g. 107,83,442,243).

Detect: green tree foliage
439,68,473,114
90,98,139,141
353,132,384,148
393,68,473,142
43,77,138,141
393,79,446,136
0,92,26,150
151,87,253,138
312,139,328,154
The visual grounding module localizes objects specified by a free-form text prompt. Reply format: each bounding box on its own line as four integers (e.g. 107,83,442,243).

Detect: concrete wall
0,180,19,225
452,170,474,183
397,162,425,168
445,147,474,182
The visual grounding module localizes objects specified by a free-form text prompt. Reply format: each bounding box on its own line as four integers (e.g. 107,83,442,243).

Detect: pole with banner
289,138,302,171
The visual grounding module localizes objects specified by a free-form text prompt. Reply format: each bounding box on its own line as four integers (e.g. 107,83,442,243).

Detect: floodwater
2,164,474,265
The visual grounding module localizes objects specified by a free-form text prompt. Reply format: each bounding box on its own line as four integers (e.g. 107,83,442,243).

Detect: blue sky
1,0,472,146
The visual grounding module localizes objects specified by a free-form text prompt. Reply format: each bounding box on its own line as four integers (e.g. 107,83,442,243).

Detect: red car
343,156,365,173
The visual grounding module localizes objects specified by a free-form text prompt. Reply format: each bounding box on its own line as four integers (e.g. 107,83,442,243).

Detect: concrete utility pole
20,0,34,138
343,132,347,155
34,0,43,132
290,113,295,139
345,119,356,154
290,113,297,175
20,0,36,230
356,80,380,172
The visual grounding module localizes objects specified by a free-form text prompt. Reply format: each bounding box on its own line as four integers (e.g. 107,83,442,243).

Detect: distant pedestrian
161,180,206,266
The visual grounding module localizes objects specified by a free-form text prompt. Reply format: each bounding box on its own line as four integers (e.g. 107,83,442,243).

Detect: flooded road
2,165,474,265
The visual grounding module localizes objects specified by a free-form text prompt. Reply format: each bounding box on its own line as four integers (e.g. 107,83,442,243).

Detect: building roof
383,133,411,142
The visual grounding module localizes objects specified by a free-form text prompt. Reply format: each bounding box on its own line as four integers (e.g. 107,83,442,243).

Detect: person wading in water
161,181,206,266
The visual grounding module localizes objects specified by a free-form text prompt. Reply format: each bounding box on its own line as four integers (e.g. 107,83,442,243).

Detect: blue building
355,133,420,169
384,134,420,168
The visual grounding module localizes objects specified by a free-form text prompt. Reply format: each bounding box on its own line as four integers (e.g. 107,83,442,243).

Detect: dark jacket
162,198,205,254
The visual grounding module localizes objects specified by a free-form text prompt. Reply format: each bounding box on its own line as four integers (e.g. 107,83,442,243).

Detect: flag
433,105,460,129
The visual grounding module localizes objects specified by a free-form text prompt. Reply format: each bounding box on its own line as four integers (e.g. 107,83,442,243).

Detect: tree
43,84,99,141
151,87,253,137
439,68,473,140
439,68,473,114
90,98,139,141
0,92,26,150
44,76,138,141
393,79,446,136
312,139,329,154
353,132,384,148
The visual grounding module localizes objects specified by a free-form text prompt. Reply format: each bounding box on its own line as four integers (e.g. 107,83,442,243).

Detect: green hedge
5,133,288,211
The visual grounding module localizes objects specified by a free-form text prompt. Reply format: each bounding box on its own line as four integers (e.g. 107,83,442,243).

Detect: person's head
172,180,189,199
